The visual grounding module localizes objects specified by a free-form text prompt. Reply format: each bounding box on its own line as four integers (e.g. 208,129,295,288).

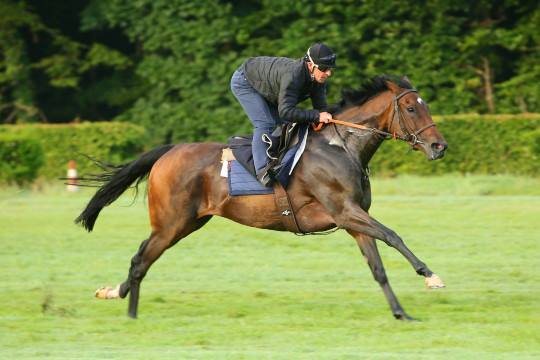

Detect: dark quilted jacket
243,56,328,124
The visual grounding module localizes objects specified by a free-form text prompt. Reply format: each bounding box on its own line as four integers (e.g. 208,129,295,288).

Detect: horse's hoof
95,285,120,299
425,274,445,289
394,313,417,321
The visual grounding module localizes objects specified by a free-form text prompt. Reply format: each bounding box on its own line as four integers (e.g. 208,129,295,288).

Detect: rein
312,89,436,146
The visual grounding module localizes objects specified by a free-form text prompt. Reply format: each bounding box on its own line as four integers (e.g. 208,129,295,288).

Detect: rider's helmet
305,43,337,70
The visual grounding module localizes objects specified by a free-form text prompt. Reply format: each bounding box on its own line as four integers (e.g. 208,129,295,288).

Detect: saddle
223,123,307,233
226,122,303,186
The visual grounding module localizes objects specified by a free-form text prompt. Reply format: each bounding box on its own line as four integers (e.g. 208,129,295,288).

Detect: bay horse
77,75,448,320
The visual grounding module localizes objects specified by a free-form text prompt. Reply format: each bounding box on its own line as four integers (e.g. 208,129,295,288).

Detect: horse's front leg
348,230,414,320
337,200,445,289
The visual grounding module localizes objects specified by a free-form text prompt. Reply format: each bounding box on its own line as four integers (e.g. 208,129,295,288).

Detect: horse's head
385,78,447,160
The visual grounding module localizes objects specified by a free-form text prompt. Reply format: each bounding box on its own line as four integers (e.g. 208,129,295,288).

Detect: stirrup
256,171,274,187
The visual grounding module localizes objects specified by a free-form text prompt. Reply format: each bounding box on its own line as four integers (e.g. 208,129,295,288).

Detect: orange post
67,160,78,192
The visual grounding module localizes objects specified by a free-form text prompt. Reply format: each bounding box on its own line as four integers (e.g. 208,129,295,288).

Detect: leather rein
313,89,436,147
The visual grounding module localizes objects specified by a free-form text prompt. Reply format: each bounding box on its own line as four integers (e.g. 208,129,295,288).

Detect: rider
230,42,337,184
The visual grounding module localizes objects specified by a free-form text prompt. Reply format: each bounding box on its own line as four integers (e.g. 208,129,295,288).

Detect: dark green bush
371,114,540,176
0,134,44,184
0,122,147,179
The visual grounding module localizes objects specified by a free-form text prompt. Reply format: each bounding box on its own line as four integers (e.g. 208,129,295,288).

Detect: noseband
391,89,436,146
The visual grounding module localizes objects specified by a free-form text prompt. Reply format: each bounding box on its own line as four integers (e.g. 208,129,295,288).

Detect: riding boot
253,128,274,186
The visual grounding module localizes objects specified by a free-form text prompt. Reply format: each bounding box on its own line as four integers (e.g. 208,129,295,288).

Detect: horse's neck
358,130,384,166
331,98,392,167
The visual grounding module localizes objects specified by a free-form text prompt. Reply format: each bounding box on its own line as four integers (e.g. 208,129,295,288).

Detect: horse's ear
402,75,411,85
384,80,401,95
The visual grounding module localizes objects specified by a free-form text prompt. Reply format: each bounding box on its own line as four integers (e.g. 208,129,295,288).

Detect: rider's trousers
230,67,283,175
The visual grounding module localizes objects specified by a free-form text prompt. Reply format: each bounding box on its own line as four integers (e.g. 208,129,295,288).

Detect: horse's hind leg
117,237,150,301
95,237,151,302
122,231,168,319
348,230,414,321
95,215,212,318
125,215,212,318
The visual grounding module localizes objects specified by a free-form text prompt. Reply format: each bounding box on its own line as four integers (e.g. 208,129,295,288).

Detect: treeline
1,0,539,144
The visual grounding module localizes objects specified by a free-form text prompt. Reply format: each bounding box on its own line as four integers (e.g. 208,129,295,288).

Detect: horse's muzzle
430,142,448,160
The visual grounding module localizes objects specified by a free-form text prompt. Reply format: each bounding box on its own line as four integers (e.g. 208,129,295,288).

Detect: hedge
370,114,540,176
0,133,44,184
0,115,538,182
0,122,147,179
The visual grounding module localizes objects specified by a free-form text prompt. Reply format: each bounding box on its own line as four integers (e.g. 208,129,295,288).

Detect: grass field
1,175,539,359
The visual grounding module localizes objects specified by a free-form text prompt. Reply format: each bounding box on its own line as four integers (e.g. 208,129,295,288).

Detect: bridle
390,89,436,146
313,88,436,147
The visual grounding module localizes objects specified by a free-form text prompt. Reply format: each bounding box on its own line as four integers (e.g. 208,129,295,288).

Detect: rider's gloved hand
319,111,333,123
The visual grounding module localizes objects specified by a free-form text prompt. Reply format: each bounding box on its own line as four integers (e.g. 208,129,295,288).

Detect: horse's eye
407,107,415,113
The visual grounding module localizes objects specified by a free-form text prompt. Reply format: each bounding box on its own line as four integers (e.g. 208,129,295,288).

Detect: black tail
75,144,175,232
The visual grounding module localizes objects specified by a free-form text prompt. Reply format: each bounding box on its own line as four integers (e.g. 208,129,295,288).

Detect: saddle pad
227,160,274,196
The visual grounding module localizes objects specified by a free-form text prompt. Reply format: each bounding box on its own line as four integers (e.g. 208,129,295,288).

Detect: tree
496,3,540,113
1,0,538,137
0,0,135,123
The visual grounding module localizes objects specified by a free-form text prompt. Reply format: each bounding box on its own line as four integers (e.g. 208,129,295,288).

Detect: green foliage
0,115,538,182
33,42,132,89
0,1,39,122
0,1,539,140
0,122,146,179
496,5,540,113
78,0,540,144
371,114,540,176
0,133,43,184
0,0,136,123
82,0,246,144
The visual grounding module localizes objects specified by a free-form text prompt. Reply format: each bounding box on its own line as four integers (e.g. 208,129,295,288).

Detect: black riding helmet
305,43,337,70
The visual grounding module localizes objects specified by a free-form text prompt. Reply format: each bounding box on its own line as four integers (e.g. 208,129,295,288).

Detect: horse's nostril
432,143,448,152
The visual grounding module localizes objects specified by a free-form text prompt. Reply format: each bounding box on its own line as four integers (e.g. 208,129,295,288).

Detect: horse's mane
330,74,413,115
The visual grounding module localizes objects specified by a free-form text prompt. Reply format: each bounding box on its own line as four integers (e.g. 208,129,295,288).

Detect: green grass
1,175,539,359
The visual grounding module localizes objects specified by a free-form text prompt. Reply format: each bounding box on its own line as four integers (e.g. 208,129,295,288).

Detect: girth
273,181,302,233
